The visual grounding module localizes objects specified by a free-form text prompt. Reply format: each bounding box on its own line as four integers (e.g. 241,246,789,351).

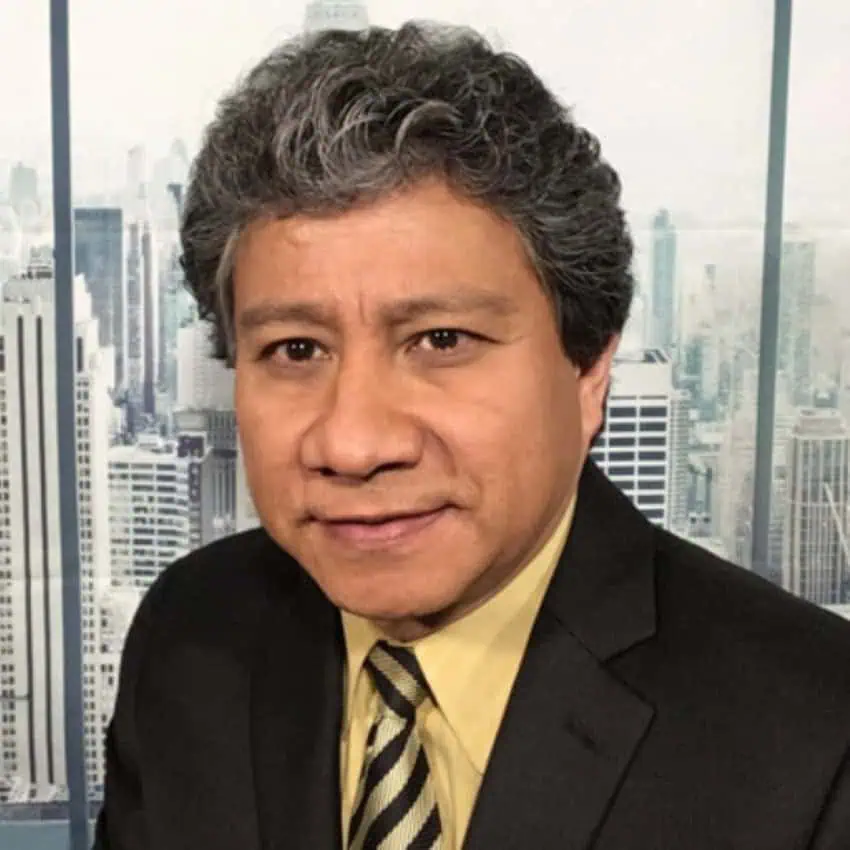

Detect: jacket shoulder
128,528,304,654
652,528,850,696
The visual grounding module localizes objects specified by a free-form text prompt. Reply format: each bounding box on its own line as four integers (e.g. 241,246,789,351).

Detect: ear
576,334,620,450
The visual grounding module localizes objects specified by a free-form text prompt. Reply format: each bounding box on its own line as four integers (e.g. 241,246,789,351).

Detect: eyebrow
236,290,519,334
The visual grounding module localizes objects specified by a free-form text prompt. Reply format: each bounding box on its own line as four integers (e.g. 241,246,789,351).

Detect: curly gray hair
180,20,634,371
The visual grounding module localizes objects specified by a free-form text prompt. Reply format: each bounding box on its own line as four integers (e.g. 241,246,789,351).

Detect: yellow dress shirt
340,497,576,849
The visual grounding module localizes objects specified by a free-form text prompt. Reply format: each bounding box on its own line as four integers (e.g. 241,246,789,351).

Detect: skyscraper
157,182,194,412
174,408,238,540
838,329,850,426
108,432,214,594
649,208,677,354
125,145,148,205
125,216,158,419
7,163,38,219
0,204,24,285
303,0,369,32
125,219,144,408
715,408,756,568
779,237,816,408
124,142,159,419
158,248,194,411
173,320,238,536
0,263,110,802
74,207,125,386
73,285,113,802
235,442,261,533
590,349,686,529
141,220,158,415
176,319,234,411
783,408,850,606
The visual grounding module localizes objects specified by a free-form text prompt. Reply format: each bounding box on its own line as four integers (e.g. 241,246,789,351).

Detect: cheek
236,393,301,496
466,357,581,448
439,370,579,490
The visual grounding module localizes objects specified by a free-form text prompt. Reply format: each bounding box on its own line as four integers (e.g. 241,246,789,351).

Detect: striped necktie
348,641,443,850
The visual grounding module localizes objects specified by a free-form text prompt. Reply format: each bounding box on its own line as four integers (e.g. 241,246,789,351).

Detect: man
94,21,850,850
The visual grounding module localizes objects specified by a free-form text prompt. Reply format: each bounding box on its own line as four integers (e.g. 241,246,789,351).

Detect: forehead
232,181,541,307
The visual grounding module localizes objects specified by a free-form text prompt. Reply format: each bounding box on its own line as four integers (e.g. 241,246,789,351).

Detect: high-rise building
88,585,141,801
0,204,24,285
176,319,234,410
303,0,369,31
668,388,691,535
74,207,125,386
173,321,237,537
714,360,791,580
74,298,113,802
8,164,38,219
174,409,238,540
779,237,815,408
149,142,190,230
838,330,850,426
125,216,158,419
157,244,193,412
783,409,850,606
0,263,111,802
619,281,647,354
235,442,261,533
157,183,194,412
125,220,144,408
141,220,158,416
125,146,148,206
715,409,755,568
124,143,159,418
108,432,214,593
679,264,722,419
590,349,686,529
649,209,677,354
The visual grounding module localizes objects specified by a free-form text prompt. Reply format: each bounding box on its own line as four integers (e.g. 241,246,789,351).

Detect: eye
261,338,326,364
414,328,476,353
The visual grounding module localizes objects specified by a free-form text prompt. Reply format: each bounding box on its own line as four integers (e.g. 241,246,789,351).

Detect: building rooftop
792,408,848,437
108,441,179,464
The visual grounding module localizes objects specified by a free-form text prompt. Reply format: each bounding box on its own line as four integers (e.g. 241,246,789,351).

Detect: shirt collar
341,495,576,774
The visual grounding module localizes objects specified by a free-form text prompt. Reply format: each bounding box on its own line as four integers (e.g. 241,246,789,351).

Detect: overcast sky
0,0,848,226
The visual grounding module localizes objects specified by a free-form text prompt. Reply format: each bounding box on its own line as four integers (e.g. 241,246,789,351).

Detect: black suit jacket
94,462,850,849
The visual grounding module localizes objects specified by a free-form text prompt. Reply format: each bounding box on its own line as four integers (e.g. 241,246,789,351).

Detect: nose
299,355,423,481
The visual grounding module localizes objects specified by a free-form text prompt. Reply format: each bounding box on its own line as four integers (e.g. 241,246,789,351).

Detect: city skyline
0,0,849,817
2,1,850,224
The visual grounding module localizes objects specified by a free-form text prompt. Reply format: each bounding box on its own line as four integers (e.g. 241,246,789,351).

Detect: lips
314,505,449,547
322,507,444,525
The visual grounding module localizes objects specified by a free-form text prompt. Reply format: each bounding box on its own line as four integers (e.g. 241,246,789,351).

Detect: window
0,0,69,831
3,2,846,849
777,0,850,610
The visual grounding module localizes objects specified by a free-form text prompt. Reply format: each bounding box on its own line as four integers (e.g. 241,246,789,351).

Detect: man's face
233,180,616,636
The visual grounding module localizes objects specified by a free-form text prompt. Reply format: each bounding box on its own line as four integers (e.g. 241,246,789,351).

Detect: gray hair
180,20,634,371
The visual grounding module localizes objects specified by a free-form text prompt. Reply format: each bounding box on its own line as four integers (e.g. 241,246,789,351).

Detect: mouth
315,506,450,548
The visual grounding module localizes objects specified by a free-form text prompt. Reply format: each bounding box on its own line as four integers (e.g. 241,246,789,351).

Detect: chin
339,590,447,623
329,573,462,625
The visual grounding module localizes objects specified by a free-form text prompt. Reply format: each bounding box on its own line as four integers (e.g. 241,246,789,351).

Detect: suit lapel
247,462,658,850
250,556,344,850
463,462,658,850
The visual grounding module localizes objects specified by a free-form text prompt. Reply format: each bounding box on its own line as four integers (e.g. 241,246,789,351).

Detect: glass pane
780,0,850,615
523,2,772,561
0,0,73,833
69,0,293,806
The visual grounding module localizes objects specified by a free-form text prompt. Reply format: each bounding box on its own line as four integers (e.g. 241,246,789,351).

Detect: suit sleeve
809,744,850,850
91,576,162,850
